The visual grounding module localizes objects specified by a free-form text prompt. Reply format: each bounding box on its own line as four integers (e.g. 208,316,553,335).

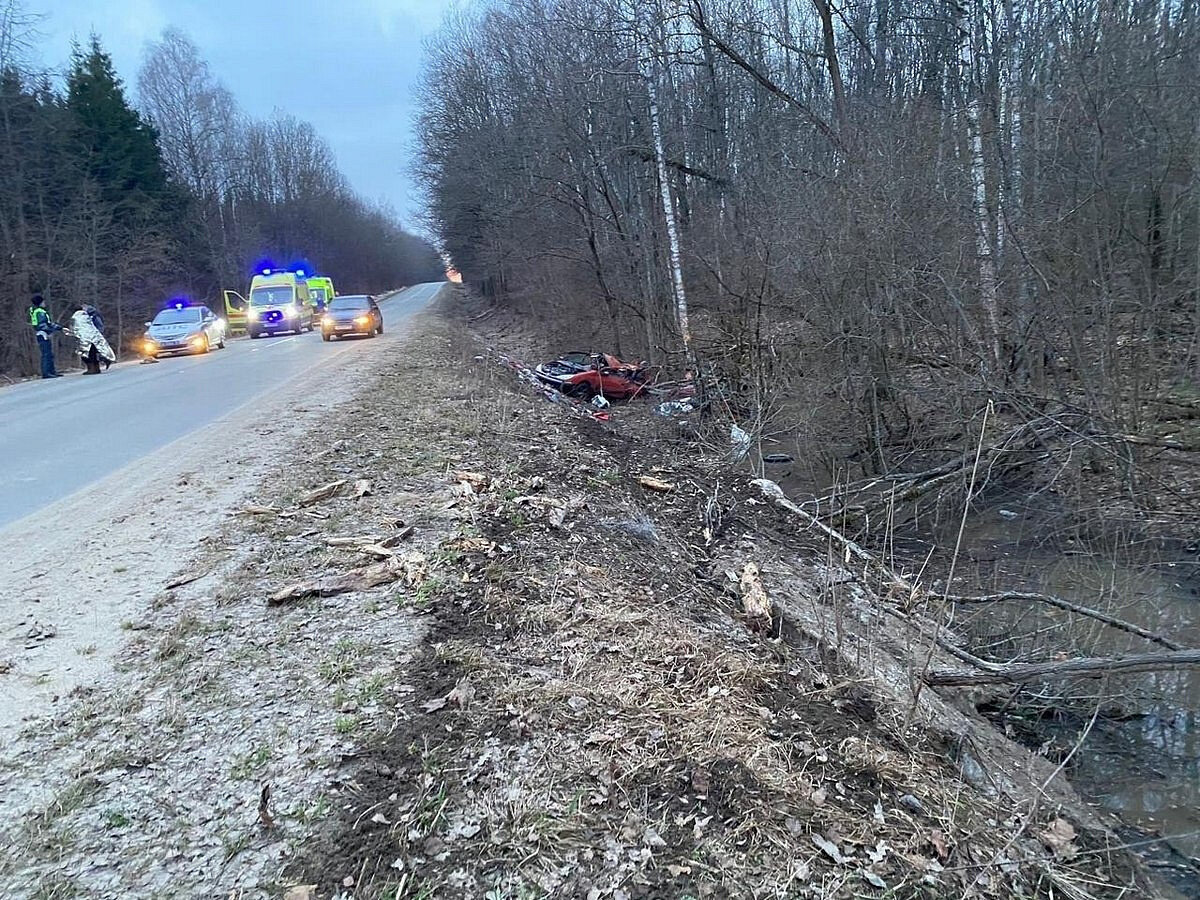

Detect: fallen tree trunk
926,650,1200,686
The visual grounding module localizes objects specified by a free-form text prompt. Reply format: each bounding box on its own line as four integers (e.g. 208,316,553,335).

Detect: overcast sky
29,0,456,231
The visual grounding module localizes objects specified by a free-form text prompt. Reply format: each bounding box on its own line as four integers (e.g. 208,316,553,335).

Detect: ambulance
306,275,336,322
225,268,314,339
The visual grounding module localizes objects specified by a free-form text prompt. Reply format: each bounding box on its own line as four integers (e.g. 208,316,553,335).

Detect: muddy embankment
750,400,1200,895
287,300,1168,898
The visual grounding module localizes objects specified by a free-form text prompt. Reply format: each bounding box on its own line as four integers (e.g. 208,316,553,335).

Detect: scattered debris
268,552,426,606
636,474,674,493
326,534,386,548
730,423,752,461
353,478,373,499
600,513,659,543
238,504,280,516
165,570,205,590
299,480,347,506
259,783,275,830
762,452,794,464
654,399,696,418
738,562,772,624
23,622,58,646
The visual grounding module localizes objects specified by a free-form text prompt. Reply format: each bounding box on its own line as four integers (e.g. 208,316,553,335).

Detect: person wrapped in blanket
69,303,116,374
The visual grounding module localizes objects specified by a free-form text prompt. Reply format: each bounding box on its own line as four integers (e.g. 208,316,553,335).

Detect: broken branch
934,591,1184,651
926,650,1200,686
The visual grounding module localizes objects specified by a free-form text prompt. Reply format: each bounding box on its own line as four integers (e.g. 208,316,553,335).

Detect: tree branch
926,650,1200,686
935,591,1185,651
686,0,843,150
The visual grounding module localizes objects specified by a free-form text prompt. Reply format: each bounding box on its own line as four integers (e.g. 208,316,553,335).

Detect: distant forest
0,10,443,373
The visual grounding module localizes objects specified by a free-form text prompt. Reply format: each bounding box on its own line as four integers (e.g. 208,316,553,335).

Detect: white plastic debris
730,423,751,461
654,399,695,417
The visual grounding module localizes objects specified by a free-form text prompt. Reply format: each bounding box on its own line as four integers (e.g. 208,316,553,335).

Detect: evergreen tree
66,35,168,224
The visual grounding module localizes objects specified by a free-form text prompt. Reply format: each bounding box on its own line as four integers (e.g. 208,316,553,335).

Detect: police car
142,301,227,358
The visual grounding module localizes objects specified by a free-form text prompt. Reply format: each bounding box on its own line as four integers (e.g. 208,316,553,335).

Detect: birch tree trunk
956,0,1003,370
643,51,692,357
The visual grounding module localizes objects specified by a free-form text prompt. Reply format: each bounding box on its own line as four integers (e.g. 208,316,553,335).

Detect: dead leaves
1039,817,1078,860
447,676,475,709
422,677,475,714
928,828,951,861
812,833,848,865
452,470,489,497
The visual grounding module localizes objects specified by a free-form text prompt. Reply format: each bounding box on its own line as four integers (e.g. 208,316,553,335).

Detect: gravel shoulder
0,298,460,897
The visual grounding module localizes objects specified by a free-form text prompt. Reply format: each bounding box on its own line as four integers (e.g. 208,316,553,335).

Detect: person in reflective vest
28,294,63,379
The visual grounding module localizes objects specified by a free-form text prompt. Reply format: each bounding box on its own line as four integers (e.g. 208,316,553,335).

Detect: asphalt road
0,282,444,530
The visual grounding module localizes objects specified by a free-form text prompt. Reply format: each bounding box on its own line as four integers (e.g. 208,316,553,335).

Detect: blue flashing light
296,268,306,277
253,257,278,277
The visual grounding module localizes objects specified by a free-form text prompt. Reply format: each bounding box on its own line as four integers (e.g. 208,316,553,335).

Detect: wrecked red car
535,351,656,400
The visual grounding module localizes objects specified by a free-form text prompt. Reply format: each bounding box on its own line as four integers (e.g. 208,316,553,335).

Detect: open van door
223,290,247,334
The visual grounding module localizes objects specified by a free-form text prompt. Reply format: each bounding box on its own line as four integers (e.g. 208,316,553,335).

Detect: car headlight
247,309,260,321
143,339,158,352
189,335,206,348
354,315,370,326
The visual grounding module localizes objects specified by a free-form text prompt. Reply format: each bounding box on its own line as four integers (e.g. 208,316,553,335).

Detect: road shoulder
0,305,466,896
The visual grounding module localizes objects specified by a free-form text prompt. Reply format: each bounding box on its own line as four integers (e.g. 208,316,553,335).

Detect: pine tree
66,35,168,224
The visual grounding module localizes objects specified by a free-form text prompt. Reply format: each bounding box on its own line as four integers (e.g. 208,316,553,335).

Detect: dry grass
294,306,1157,899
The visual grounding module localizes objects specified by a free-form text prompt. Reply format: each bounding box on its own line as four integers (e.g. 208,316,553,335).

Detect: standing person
28,294,63,379
69,303,115,374
83,305,111,370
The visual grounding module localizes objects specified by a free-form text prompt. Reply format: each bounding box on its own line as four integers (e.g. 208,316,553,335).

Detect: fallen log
934,590,1184,651
926,650,1200,686
268,553,424,606
1115,433,1200,452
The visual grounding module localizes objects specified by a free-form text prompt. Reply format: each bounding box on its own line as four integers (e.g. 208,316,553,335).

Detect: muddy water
942,513,1200,863
763,456,1200,866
